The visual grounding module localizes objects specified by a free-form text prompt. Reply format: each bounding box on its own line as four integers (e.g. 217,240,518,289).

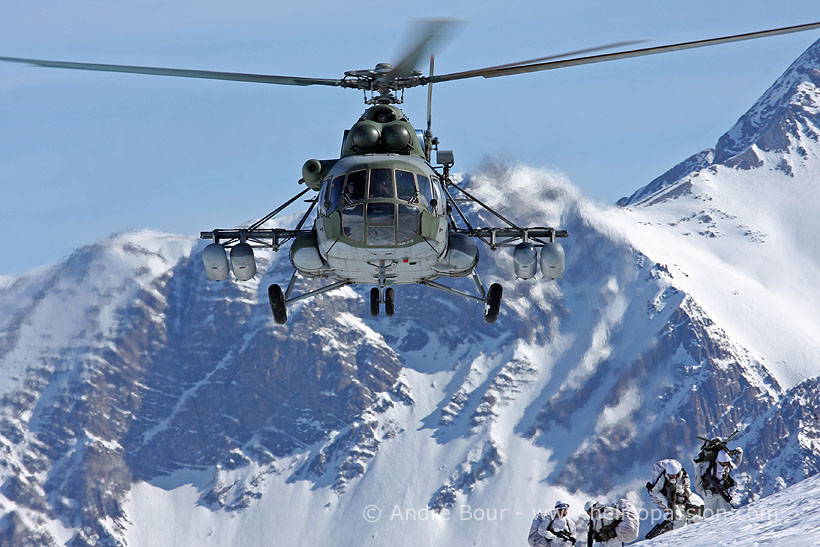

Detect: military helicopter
3,19,819,324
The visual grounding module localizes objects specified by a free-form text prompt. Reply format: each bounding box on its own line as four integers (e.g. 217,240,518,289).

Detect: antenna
425,55,434,162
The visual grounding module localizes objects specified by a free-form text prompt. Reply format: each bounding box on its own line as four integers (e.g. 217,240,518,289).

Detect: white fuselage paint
313,155,456,285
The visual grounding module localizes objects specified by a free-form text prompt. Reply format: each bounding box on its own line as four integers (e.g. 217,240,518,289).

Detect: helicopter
2,19,819,324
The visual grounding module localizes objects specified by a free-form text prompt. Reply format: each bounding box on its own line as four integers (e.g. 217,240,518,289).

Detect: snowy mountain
3,39,820,547
618,35,820,207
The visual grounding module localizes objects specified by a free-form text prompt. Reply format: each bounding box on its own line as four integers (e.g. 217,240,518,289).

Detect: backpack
614,499,640,543
527,513,545,546
694,430,739,463
528,512,554,547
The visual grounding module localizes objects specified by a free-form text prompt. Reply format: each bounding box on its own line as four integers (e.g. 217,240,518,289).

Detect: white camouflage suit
695,449,743,517
588,505,623,546
528,509,576,546
649,470,703,530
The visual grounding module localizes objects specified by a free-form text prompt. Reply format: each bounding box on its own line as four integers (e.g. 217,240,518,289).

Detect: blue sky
1,1,819,275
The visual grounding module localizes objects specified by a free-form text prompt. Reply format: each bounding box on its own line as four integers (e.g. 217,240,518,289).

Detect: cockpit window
344,170,367,203
318,178,329,216
369,168,394,198
397,205,420,241
328,175,344,211
431,177,443,214
396,170,417,202
334,168,424,244
342,204,364,241
367,226,395,246
367,202,395,225
417,174,433,211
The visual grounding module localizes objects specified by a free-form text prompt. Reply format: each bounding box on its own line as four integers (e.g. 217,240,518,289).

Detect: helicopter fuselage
199,88,564,324
291,154,478,285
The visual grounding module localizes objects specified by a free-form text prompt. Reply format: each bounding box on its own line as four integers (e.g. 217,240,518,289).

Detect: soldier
646,459,704,533
585,501,620,546
528,501,576,546
695,447,743,517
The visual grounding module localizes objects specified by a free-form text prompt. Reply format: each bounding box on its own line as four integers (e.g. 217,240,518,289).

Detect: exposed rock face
617,149,714,207
429,440,504,511
735,376,820,501
536,293,780,493
0,235,411,545
0,511,55,547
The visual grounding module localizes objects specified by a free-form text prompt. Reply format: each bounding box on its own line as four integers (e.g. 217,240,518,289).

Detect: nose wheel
385,287,395,316
370,288,380,317
369,287,396,317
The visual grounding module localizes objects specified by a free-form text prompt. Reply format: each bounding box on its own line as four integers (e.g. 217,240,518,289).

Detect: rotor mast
342,63,426,104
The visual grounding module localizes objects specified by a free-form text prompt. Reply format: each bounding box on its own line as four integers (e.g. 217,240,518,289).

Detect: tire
385,287,395,317
484,283,503,324
268,284,288,324
370,287,380,317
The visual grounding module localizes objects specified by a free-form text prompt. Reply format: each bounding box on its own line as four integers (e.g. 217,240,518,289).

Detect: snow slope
619,36,820,388
623,157,820,388
637,473,820,546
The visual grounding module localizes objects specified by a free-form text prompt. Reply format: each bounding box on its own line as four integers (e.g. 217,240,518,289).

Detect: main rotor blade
0,56,342,87
429,20,820,84
385,18,461,80
445,40,646,78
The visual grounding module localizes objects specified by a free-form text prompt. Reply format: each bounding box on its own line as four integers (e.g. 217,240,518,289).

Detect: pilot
344,181,357,203
375,180,389,195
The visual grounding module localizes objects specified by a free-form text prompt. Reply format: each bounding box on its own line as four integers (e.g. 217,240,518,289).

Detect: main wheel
484,283,503,324
268,284,288,324
370,287,380,317
385,287,395,317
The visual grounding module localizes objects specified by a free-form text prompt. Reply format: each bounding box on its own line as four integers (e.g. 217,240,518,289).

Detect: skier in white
647,459,704,530
528,500,576,546
584,501,623,546
695,447,743,517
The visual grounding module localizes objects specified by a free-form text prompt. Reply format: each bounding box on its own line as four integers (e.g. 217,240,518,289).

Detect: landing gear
370,287,380,317
268,284,287,324
266,274,350,325
421,272,504,323
484,283,503,324
368,287,395,317
385,288,395,317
